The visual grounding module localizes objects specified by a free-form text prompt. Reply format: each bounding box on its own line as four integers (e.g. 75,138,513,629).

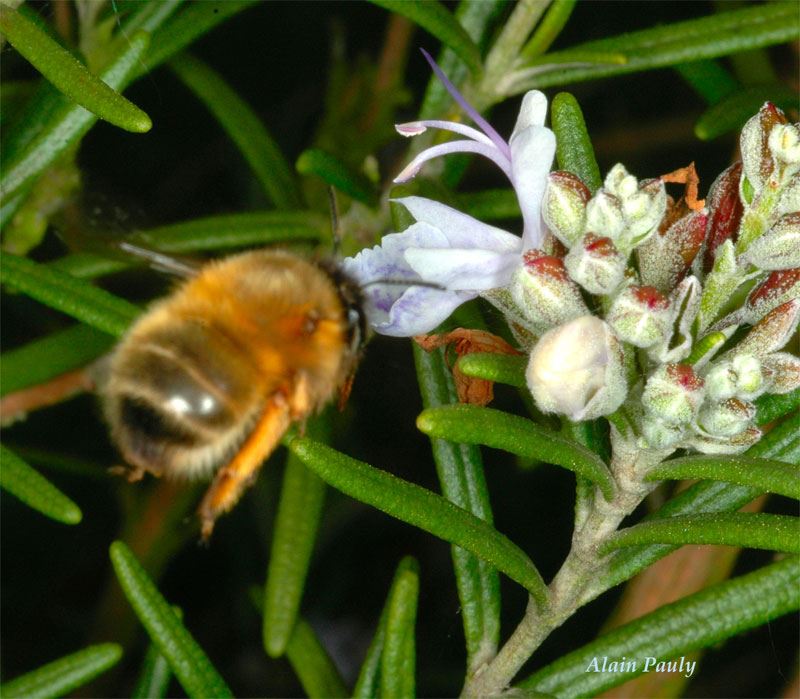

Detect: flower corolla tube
344,50,556,337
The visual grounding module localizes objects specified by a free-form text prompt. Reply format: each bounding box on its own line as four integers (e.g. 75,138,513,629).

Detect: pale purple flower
344,50,556,337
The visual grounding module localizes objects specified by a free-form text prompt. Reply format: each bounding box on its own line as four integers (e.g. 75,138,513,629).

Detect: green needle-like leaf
755,388,800,427
109,541,233,699
353,557,417,698
414,344,500,674
602,513,800,555
132,644,173,699
694,84,799,140
169,52,301,209
143,1,259,75
505,3,799,94
0,5,151,133
0,643,122,699
288,437,548,603
1,253,139,337
285,619,348,699
263,420,328,658
0,445,82,525
647,455,800,500
1,31,150,200
551,92,602,193
380,557,419,699
417,405,615,500
135,210,324,252
47,210,325,280
521,0,578,59
369,0,483,75
675,59,738,105
296,149,378,207
0,323,113,397
521,555,800,697
456,352,527,389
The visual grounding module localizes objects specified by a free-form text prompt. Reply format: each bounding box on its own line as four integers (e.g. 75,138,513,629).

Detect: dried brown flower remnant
415,329,522,406
661,162,704,212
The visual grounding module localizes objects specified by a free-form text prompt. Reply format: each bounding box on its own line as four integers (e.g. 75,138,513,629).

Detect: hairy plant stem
462,432,670,697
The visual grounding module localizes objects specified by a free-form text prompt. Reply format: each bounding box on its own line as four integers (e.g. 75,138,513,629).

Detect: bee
102,249,366,539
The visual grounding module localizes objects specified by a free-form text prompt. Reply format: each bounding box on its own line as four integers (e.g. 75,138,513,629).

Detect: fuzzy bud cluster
518,102,798,456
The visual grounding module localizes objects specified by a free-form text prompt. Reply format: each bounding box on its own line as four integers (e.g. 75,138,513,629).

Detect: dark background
2,2,798,697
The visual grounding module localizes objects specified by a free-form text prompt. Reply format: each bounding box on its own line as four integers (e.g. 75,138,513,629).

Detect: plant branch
462,432,670,696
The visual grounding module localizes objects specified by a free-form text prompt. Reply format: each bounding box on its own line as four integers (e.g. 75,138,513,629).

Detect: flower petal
372,286,475,337
405,247,520,290
394,140,512,183
396,120,494,146
511,91,548,140
397,197,523,252
509,126,556,249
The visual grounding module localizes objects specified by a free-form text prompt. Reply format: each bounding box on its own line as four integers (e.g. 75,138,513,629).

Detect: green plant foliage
646,455,800,500
551,91,602,193
1,253,139,337
142,1,259,75
109,541,233,699
505,3,799,93
0,643,122,699
285,619,348,699
521,555,800,697
0,5,151,133
0,323,113,397
263,419,328,658
1,31,150,200
131,643,173,699
414,344,500,674
380,556,419,699
296,148,378,207
169,52,301,209
288,436,549,604
455,351,527,388
0,445,82,524
417,404,615,499
602,513,800,554
694,84,799,140
368,0,482,75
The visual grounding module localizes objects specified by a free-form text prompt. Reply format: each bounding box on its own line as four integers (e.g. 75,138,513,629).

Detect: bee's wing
117,241,200,278
54,193,202,279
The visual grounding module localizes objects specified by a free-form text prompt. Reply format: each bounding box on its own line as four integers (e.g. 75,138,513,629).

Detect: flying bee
102,248,367,539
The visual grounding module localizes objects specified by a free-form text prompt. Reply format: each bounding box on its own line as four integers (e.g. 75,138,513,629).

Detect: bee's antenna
327,186,341,257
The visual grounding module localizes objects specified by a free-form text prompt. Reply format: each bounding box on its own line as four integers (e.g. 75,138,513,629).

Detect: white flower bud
542,171,591,247
641,417,684,450
703,354,765,402
507,251,590,336
526,316,627,421
761,352,800,394
642,363,705,426
742,212,800,270
684,426,762,455
586,191,625,239
697,398,756,437
564,233,627,295
768,123,800,166
607,285,672,348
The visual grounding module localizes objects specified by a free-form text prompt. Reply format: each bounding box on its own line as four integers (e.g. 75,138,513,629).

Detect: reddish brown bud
745,269,800,323
704,162,743,272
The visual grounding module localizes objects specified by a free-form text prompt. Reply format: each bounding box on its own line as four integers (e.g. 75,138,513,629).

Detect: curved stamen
396,120,495,147
394,140,513,183
421,48,511,160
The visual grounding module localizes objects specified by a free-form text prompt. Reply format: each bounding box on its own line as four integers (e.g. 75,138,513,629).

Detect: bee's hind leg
197,390,294,541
